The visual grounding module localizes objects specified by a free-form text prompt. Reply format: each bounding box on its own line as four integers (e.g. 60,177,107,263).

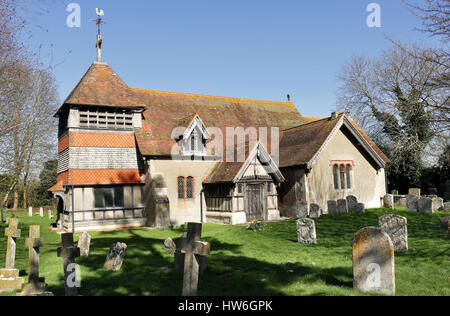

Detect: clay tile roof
132,88,307,156
62,63,146,109
279,114,344,168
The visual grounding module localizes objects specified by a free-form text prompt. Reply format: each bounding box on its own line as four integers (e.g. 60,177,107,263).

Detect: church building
49,22,389,231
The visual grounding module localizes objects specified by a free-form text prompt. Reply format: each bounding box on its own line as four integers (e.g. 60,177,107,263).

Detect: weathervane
92,8,106,63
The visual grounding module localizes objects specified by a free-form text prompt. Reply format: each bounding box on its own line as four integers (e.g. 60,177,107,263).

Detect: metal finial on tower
92,8,106,63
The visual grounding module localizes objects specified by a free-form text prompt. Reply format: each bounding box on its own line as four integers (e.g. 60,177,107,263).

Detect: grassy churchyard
0,207,448,296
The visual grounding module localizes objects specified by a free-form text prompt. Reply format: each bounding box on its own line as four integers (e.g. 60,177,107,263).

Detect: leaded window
346,164,352,189
178,177,185,199
333,165,339,190
186,177,194,199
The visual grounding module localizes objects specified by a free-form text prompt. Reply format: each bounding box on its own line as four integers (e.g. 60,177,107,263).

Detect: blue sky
24,0,440,117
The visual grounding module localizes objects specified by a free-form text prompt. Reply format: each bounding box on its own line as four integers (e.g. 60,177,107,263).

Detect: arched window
178,177,185,199
333,165,339,190
340,165,345,189
346,164,352,189
186,177,194,199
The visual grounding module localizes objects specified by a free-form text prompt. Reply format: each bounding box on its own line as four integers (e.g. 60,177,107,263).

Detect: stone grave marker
327,200,337,214
57,233,81,296
309,204,321,219
0,218,24,293
355,203,365,214
296,218,317,245
406,195,419,211
337,199,348,214
445,202,450,212
379,214,408,253
167,223,211,296
28,207,32,217
391,190,399,195
346,195,358,211
104,242,128,271
17,225,53,296
352,227,395,296
78,232,92,257
432,197,443,211
408,188,421,196
418,197,433,214
39,207,43,217
383,194,394,209
295,201,309,218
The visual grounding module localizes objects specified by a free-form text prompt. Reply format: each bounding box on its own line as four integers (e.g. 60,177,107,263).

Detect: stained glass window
186,177,194,199
178,177,185,199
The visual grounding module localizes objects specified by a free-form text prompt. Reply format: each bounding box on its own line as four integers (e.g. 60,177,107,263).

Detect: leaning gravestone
418,197,433,214
309,204,321,219
296,219,317,245
104,242,127,271
383,195,394,209
327,200,337,214
17,226,53,296
408,188,421,197
295,201,309,218
379,214,408,253
0,218,24,293
352,227,395,296
57,233,81,296
77,232,92,257
346,195,358,211
355,203,365,214
406,195,419,211
337,199,348,214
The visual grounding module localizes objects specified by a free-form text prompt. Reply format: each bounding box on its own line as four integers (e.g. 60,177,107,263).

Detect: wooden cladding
79,108,134,130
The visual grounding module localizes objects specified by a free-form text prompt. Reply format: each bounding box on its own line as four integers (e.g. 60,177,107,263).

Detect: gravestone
294,201,309,218
432,197,444,211
406,195,419,211
379,214,408,253
327,200,337,214
399,198,406,207
309,204,321,219
391,190,399,195
383,195,394,209
57,233,81,296
0,218,24,293
39,207,43,217
165,223,211,296
28,207,32,217
77,232,91,257
17,226,53,296
296,218,317,245
355,203,365,214
104,242,127,271
337,199,348,214
408,188,421,197
418,197,433,214
445,202,450,212
346,195,358,211
352,227,395,296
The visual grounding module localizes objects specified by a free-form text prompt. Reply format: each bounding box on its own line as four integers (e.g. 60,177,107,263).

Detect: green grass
0,207,448,296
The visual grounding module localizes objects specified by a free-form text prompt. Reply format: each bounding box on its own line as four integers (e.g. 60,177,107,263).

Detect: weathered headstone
309,204,321,219
296,218,317,245
445,202,450,212
57,233,81,296
399,198,406,207
379,214,408,253
28,206,32,217
337,199,348,214
327,200,337,214
294,201,309,218
383,194,394,209
104,242,127,271
355,203,365,214
17,225,53,296
346,195,358,211
432,197,444,211
408,188,421,197
166,223,211,296
77,232,91,257
418,197,433,214
406,195,419,211
0,218,24,293
391,190,399,195
352,227,395,296
39,207,43,217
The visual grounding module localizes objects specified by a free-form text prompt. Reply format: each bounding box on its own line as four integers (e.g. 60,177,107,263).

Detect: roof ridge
131,87,296,107
283,113,345,132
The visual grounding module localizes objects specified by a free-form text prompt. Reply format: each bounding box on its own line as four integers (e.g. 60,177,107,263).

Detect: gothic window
333,165,339,190
186,177,194,199
340,165,345,189
237,183,243,194
178,177,185,199
346,164,352,189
